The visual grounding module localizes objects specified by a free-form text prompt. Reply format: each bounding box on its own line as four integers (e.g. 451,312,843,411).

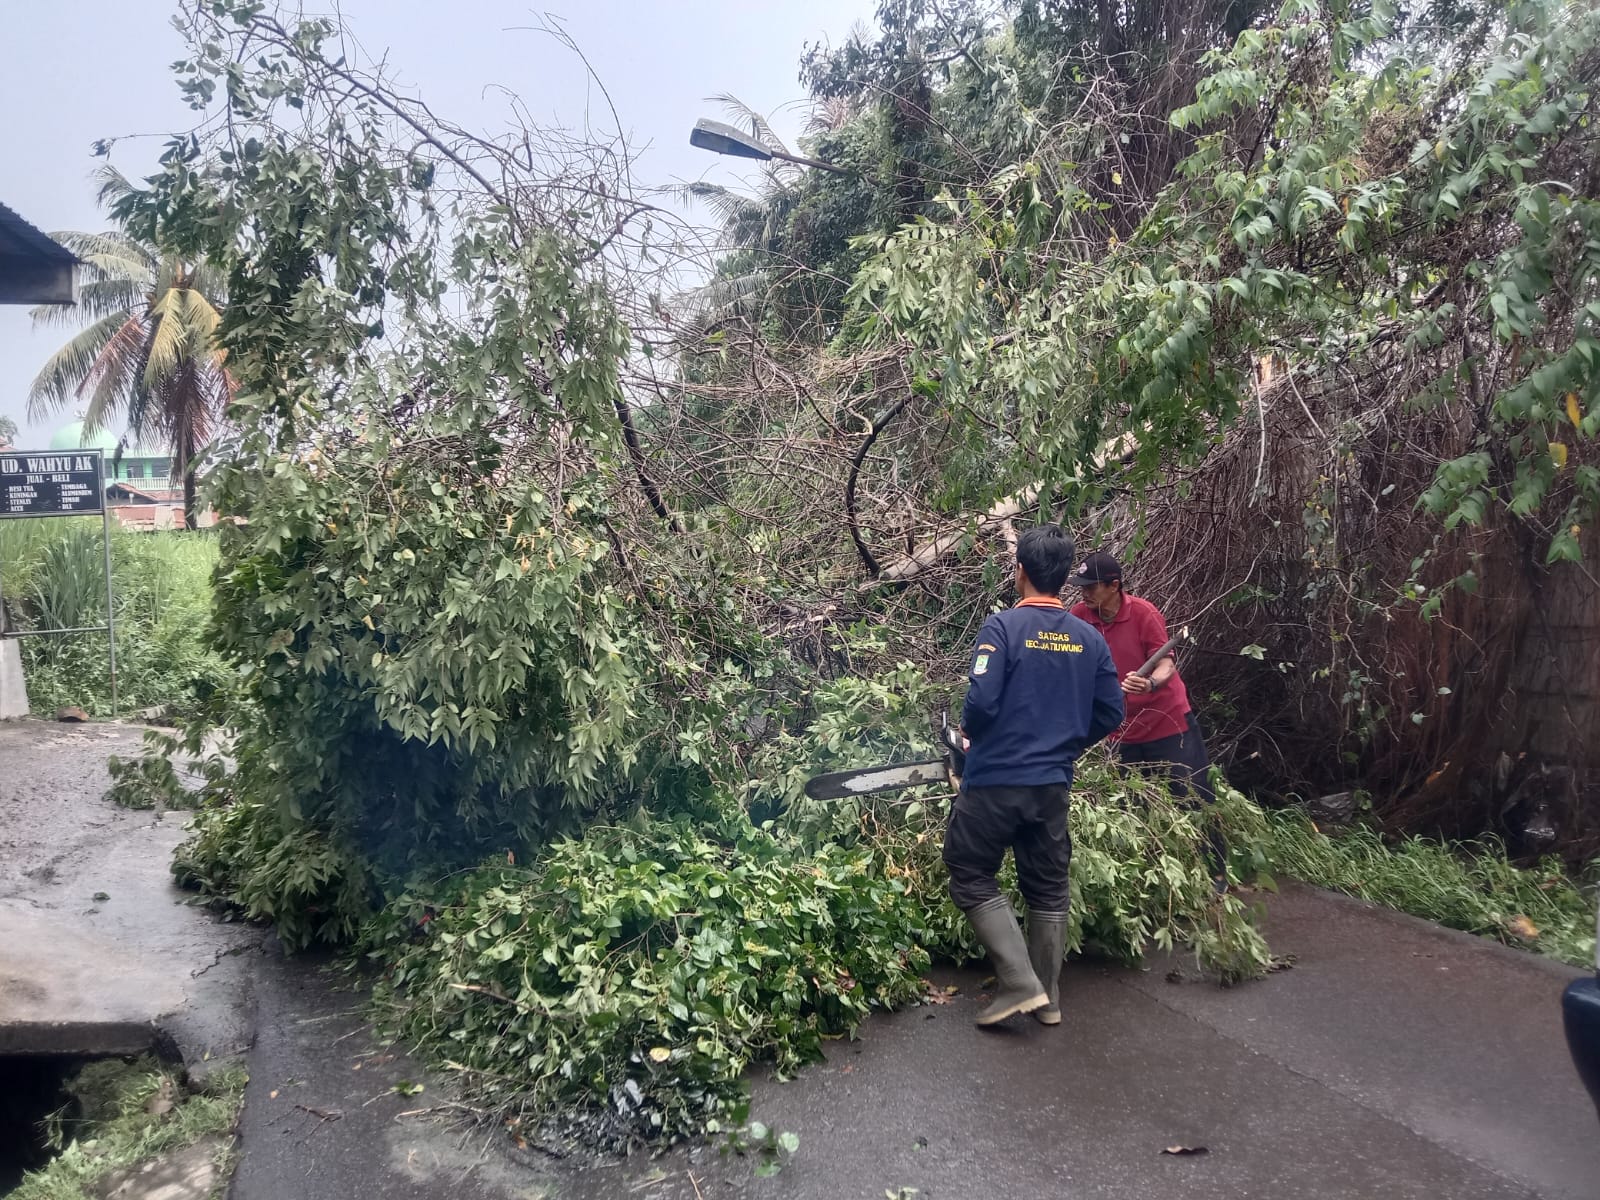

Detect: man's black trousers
1117,711,1226,875
1116,712,1214,803
942,782,1072,912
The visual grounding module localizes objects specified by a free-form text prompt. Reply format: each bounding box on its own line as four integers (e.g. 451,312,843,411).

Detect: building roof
0,203,76,265
107,481,165,504
0,202,77,305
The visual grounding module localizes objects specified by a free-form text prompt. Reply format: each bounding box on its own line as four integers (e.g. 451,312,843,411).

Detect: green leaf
1546,525,1583,564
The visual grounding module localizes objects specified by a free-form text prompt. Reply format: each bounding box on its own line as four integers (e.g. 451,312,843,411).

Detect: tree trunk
183,468,198,530
1402,520,1600,859
1482,527,1600,853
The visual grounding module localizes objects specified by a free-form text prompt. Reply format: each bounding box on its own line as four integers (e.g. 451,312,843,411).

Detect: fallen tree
655,0,1600,855
124,0,1273,1149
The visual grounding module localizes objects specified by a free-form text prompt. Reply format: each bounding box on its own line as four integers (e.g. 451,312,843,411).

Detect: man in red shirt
1067,552,1226,881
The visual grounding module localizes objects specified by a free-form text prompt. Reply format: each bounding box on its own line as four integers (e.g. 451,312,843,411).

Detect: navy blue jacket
960,599,1124,788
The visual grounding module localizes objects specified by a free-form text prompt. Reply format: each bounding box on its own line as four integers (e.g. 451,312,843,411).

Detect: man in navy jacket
945,524,1124,1026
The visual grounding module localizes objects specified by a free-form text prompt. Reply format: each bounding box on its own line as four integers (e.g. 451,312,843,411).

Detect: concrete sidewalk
0,719,257,1065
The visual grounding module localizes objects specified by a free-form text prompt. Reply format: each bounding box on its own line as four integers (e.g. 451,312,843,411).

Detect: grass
11,1058,247,1200
0,517,223,717
1251,804,1598,968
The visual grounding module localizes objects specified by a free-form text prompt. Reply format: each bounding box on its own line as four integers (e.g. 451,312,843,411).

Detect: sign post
0,449,117,715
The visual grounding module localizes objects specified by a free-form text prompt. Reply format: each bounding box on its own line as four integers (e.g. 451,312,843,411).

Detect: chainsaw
802,711,968,801
800,629,1188,801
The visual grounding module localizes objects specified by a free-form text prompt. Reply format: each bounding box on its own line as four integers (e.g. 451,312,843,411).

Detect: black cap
1066,551,1122,586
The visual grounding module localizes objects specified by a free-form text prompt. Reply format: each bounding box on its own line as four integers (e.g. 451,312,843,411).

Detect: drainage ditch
0,1029,186,1194
0,1053,107,1191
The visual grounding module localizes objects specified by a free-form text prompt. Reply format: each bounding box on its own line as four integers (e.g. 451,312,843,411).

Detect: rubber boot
1027,910,1068,1025
966,896,1048,1026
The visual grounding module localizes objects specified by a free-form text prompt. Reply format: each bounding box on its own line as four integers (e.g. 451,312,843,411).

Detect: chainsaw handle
940,709,967,777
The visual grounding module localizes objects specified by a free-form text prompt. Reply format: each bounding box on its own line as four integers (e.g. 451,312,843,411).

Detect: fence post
102,504,117,717
0,557,30,719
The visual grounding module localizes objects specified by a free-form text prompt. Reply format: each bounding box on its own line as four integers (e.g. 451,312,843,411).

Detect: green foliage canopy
128,5,786,943
841,0,1600,563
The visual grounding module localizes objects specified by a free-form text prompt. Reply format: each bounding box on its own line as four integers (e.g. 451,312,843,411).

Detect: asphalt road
562,886,1596,1200
3,715,1595,1199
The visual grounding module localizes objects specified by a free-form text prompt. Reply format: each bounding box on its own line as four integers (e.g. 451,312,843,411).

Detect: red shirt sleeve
1121,600,1169,711
1141,602,1171,660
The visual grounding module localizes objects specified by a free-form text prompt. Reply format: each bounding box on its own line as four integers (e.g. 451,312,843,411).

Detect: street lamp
689,118,851,175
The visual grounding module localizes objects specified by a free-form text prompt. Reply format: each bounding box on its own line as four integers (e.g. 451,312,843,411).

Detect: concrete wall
0,638,27,719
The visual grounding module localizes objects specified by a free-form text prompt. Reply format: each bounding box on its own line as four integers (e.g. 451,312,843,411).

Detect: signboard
0,446,118,714
0,449,104,518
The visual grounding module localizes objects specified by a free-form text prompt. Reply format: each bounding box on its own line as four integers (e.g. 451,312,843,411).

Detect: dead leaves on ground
1503,915,1540,942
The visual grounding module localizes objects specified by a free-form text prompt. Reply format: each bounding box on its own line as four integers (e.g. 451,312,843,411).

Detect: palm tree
28,169,230,529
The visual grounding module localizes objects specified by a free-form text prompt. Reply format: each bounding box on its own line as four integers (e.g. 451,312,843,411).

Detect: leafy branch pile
106,750,198,811
168,654,1270,1144
365,817,930,1148
785,756,1276,986
363,759,1270,1147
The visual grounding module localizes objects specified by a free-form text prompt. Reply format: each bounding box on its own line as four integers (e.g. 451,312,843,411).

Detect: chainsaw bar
803,759,950,800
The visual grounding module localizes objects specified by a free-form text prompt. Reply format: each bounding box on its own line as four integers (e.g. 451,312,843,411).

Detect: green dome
48,420,120,453
47,420,164,459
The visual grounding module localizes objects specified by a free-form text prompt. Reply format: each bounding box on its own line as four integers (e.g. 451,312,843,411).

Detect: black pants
942,782,1073,912
1118,712,1225,874
1116,712,1215,804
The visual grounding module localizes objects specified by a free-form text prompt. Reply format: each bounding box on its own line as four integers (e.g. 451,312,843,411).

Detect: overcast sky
0,0,873,446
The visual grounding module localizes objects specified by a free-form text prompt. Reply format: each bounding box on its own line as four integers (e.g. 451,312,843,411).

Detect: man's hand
1123,656,1174,695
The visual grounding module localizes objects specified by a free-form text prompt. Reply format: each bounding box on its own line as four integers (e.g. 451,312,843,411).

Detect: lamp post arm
766,148,853,175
